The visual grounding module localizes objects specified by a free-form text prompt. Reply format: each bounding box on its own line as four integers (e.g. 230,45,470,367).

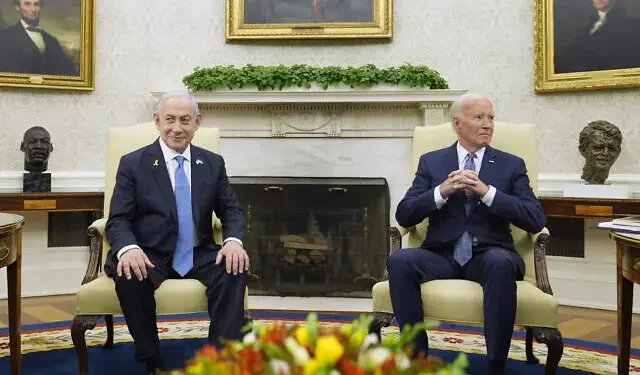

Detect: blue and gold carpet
0,311,636,374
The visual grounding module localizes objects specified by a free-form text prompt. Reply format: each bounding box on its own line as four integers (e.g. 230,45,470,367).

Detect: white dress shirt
116,138,243,259
21,19,46,54
433,142,497,209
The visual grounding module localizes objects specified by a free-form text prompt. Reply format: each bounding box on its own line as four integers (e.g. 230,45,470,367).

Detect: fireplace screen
229,177,390,297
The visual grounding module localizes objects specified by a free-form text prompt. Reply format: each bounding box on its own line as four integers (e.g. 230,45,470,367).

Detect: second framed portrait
226,0,393,41
0,0,95,91
534,0,640,93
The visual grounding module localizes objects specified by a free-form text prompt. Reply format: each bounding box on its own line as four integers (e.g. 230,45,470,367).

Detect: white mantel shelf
152,87,467,105
151,87,467,138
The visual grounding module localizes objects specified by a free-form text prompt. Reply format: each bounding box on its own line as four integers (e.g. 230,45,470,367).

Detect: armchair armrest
84,218,107,285
531,227,553,295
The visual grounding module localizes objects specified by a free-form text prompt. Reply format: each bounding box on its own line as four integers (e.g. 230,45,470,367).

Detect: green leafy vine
182,64,449,91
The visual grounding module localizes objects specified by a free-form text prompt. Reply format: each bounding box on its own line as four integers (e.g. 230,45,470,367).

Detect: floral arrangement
170,314,468,375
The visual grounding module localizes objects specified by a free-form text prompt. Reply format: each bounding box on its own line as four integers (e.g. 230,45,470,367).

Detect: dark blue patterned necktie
453,152,476,266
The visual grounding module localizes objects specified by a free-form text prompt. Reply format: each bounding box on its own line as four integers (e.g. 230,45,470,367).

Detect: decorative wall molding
3,171,638,197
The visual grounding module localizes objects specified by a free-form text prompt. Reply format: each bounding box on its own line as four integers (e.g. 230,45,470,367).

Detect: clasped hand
440,169,489,199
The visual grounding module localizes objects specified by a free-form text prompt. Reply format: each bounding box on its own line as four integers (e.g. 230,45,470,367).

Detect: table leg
618,243,633,375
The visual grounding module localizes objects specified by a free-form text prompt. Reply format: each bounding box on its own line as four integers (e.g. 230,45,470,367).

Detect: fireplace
230,176,390,297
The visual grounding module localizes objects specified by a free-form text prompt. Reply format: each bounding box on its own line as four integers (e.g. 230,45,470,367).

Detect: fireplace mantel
152,87,467,138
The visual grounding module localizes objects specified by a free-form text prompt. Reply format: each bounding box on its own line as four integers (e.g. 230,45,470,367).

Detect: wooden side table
610,231,640,375
0,213,24,375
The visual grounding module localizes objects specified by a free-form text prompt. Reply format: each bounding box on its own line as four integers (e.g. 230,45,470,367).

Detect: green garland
182,64,449,91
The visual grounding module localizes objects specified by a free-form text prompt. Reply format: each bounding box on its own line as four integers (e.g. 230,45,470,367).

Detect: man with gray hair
104,91,248,374
388,93,546,375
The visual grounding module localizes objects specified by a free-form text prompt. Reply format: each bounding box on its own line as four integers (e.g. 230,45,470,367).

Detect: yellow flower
315,335,344,365
348,329,367,349
340,324,353,336
295,326,310,346
303,359,320,375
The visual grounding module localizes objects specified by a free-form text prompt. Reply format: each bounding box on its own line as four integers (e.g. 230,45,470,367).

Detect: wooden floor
0,295,639,348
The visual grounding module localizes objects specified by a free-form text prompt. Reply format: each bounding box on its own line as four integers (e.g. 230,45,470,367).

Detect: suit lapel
190,146,205,230
147,141,178,222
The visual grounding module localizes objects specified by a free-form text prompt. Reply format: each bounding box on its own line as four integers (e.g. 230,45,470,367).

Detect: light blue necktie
172,155,194,276
453,152,476,266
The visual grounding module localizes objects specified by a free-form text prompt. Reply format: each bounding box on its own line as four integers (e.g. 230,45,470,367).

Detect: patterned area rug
0,311,637,374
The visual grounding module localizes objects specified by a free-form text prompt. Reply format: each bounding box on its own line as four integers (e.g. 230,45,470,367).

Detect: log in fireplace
229,176,390,297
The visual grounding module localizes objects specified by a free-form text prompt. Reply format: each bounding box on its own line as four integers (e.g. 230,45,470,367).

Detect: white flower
270,359,291,375
284,337,310,365
242,331,257,344
358,347,391,370
329,370,341,375
360,333,379,351
395,352,411,370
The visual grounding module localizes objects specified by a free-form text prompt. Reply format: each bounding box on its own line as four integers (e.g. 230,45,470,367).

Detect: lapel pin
488,160,495,163
196,159,203,165
153,159,158,167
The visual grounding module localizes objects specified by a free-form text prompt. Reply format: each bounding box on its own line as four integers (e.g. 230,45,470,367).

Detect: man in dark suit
104,91,249,375
388,93,546,375
0,0,77,76
555,0,640,73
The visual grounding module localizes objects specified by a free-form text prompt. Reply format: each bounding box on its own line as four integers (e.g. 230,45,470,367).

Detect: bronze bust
578,120,622,185
20,126,53,173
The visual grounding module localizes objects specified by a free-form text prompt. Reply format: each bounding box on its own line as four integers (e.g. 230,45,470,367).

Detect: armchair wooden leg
525,327,539,364
369,312,394,340
71,315,100,375
531,327,564,375
104,315,114,348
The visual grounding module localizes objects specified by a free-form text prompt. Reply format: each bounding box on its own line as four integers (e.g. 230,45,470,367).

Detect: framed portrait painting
534,0,640,93
0,0,95,91
226,0,393,41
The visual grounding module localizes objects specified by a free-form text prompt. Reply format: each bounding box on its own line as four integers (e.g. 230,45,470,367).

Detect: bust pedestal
562,183,629,199
23,172,51,193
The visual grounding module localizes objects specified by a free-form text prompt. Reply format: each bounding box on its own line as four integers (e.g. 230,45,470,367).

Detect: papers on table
598,216,640,234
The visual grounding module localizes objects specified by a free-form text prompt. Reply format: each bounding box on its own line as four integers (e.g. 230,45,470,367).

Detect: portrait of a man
243,0,374,24
554,0,640,74
0,0,80,77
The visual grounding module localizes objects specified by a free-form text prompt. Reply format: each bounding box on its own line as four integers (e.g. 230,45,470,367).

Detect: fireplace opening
229,176,390,298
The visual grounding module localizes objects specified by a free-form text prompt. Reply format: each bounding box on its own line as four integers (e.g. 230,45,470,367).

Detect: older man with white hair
387,93,546,375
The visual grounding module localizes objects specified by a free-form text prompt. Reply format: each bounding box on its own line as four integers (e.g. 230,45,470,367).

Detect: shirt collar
158,137,191,164
456,141,486,164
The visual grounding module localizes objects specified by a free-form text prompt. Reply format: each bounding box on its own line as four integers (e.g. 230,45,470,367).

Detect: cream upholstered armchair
370,122,564,374
70,123,250,375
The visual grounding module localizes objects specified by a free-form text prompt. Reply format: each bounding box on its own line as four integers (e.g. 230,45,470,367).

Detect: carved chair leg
532,327,564,375
71,315,100,375
369,312,394,340
103,315,114,349
525,327,539,364
244,310,252,327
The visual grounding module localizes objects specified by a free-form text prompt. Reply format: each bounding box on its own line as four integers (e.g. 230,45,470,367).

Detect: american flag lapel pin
488,160,495,163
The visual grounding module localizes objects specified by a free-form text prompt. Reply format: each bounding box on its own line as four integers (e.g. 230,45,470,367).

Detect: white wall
1,0,639,310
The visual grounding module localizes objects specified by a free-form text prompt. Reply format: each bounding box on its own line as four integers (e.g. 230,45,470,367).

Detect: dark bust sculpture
20,126,54,192
578,120,622,185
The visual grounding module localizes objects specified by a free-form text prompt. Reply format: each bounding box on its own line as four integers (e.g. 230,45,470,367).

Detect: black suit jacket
396,143,546,253
555,6,640,73
104,139,246,277
0,22,78,76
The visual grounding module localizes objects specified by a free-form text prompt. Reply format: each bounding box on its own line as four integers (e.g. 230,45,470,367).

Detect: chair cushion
372,279,558,328
76,274,248,316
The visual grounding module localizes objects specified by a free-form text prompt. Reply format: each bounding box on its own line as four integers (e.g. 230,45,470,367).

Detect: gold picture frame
0,0,95,91
534,0,640,93
226,0,392,41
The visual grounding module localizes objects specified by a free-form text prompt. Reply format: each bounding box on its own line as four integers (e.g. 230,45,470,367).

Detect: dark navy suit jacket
396,142,546,253
0,22,77,76
104,139,245,277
